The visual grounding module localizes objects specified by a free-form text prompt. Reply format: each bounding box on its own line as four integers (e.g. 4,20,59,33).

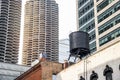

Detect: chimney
63,60,69,69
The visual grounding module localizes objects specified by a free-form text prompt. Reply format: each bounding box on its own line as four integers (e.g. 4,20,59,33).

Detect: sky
55,0,77,39
19,0,77,63
21,0,77,40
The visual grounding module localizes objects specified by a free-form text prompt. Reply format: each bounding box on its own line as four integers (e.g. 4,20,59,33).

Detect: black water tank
69,31,89,56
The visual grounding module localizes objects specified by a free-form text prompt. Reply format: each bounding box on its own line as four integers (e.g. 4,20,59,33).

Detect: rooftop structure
0,62,30,80
16,61,63,80
56,40,120,80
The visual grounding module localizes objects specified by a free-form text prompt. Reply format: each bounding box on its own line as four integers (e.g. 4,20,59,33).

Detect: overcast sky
55,0,77,39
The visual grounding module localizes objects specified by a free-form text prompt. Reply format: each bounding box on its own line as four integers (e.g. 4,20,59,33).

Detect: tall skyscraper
77,0,120,53
76,0,96,53
0,0,21,63
22,0,59,65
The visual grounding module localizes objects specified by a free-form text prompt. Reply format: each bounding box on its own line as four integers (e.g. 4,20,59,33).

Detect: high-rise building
76,0,96,53
76,0,120,53
22,0,59,65
0,0,21,63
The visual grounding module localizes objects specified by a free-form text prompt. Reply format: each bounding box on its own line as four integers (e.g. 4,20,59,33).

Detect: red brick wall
21,67,42,80
16,61,63,80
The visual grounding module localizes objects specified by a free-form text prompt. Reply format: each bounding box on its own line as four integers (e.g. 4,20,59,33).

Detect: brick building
16,61,63,80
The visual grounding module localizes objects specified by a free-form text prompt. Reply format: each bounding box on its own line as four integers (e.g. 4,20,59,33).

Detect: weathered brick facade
16,61,63,80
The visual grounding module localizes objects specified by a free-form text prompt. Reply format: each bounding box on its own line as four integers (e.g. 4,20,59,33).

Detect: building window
98,1,120,23
79,76,85,80
78,0,88,8
98,14,120,34
90,71,98,80
80,20,95,32
86,23,95,32
89,31,96,42
90,41,96,53
97,0,114,12
79,10,94,27
99,27,120,46
79,1,94,17
103,65,113,80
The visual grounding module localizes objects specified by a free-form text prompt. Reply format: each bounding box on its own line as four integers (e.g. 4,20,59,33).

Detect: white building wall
56,41,120,80
59,39,69,63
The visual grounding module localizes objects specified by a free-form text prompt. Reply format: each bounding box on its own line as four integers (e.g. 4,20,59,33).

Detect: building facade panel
95,0,120,51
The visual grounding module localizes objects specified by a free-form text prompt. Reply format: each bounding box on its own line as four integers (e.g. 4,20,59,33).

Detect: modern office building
22,0,59,65
76,0,96,53
77,0,120,53
0,0,21,63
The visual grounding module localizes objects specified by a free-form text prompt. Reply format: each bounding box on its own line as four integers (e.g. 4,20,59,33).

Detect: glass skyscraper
77,0,96,53
77,0,120,53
